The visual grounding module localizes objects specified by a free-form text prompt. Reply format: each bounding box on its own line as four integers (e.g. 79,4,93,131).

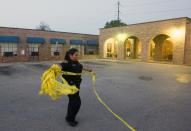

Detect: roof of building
0,26,98,36
101,17,191,30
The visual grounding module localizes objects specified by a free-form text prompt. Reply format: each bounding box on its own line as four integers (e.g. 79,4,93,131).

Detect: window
0,43,18,57
84,45,98,55
51,44,62,56
28,44,40,56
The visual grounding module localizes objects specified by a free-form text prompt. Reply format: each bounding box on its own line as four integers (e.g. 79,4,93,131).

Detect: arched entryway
149,34,173,61
104,38,118,59
124,36,142,59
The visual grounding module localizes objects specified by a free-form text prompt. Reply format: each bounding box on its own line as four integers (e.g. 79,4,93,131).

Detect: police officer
60,48,91,127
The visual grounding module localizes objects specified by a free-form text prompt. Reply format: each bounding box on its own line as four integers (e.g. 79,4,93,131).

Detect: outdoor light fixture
170,27,185,40
116,33,127,42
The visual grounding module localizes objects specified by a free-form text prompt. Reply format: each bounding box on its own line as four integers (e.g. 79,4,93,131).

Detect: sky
0,0,191,34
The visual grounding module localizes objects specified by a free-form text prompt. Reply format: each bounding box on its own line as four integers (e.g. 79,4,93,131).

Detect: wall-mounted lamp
116,33,128,42
170,27,185,40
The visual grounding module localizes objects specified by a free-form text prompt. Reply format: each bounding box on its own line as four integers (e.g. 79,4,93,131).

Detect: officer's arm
58,61,67,70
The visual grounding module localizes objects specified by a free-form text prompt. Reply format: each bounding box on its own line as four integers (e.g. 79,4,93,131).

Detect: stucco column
184,39,191,65
173,40,185,64
141,38,150,61
184,25,191,65
99,37,104,59
117,40,125,60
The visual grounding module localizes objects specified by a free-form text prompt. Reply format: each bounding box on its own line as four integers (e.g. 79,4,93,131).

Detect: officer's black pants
66,91,81,122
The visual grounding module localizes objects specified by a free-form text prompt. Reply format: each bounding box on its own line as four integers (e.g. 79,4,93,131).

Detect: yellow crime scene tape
89,72,136,131
34,64,136,131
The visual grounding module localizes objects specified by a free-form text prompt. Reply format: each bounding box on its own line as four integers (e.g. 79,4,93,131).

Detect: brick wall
0,28,99,63
1,56,29,63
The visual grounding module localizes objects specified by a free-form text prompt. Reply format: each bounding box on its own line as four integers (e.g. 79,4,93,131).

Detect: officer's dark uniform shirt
60,61,83,88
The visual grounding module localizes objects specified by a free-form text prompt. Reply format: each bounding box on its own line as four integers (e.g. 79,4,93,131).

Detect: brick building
99,17,191,65
1,17,191,65
0,27,99,63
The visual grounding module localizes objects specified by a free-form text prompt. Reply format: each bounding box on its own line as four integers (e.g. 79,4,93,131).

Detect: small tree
104,20,127,28
36,22,51,31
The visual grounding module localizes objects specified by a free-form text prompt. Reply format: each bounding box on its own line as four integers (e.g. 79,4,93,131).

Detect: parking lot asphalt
0,60,191,131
